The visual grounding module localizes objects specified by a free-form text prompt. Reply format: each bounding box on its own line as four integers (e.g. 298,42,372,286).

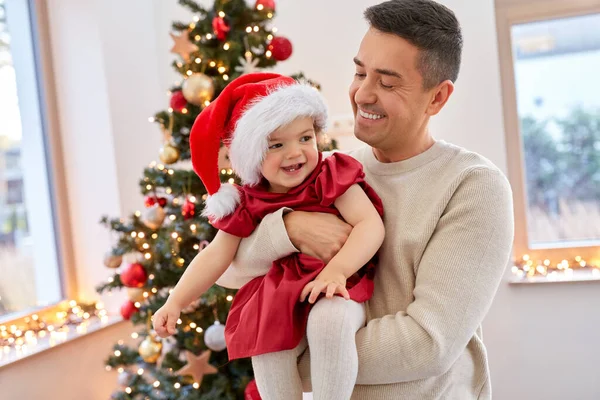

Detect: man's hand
284,211,351,263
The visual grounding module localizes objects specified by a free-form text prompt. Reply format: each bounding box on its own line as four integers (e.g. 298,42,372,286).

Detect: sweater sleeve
354,167,514,384
215,207,299,289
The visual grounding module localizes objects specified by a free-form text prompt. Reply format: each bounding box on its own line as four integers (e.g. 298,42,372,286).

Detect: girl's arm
153,230,241,336
301,184,385,303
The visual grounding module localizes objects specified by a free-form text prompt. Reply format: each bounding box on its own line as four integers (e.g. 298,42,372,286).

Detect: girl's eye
268,143,282,150
300,136,313,142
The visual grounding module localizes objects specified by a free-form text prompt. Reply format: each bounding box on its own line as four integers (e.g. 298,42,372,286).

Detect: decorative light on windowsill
511,254,600,282
0,301,107,358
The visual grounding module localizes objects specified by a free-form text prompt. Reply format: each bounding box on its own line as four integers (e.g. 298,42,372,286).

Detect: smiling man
217,1,515,399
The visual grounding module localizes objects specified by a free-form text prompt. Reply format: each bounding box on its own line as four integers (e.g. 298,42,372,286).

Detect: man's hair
364,0,463,89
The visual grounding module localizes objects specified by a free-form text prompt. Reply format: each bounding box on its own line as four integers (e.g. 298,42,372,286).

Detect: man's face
349,28,435,153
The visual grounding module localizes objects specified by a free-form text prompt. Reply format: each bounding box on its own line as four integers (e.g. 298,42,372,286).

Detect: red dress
213,153,384,360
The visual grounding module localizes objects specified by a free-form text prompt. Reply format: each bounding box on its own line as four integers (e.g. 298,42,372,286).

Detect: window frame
0,0,76,324
496,0,600,262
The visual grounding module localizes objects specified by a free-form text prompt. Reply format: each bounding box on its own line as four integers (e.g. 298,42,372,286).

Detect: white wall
5,0,599,399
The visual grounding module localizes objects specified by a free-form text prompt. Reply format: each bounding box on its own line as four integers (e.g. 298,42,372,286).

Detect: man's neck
372,132,435,163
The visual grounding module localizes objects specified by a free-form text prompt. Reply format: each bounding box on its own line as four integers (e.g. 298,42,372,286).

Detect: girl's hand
152,302,181,338
300,269,350,304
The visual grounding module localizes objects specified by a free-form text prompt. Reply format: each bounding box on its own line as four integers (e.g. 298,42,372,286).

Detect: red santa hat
189,72,328,221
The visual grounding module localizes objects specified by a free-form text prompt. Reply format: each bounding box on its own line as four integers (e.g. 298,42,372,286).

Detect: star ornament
175,350,218,385
170,31,200,62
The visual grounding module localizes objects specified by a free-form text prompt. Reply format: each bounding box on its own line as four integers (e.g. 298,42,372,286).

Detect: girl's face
261,116,319,193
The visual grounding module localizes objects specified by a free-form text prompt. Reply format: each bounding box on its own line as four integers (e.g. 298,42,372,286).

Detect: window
0,0,63,318
497,1,600,281
512,13,600,250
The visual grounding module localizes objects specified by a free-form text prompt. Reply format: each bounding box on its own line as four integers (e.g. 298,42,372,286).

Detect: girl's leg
306,297,366,400
251,337,308,400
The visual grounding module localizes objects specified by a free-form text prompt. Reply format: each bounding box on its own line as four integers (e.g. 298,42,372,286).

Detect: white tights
251,297,366,400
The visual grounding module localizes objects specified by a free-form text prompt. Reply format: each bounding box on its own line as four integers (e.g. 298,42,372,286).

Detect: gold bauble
103,251,122,269
182,73,214,106
138,333,163,363
127,287,145,303
142,205,166,230
159,143,180,164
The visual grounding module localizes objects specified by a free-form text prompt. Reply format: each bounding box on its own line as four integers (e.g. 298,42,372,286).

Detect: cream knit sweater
217,140,514,399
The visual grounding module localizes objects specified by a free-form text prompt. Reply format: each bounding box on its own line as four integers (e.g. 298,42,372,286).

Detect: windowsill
0,315,123,369
509,270,600,285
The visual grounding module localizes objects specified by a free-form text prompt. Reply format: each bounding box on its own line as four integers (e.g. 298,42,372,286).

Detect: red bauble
170,90,187,113
269,36,293,61
182,198,196,220
145,196,167,208
120,263,148,288
120,300,138,320
244,379,261,400
255,0,275,11
212,16,230,41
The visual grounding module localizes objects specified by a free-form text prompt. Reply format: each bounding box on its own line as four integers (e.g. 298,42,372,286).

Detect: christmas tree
96,1,334,399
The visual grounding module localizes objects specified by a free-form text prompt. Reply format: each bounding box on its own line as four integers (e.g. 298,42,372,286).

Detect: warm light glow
132,332,139,339
190,323,197,329
144,253,151,260
209,61,216,67
195,57,202,64
186,70,193,76
114,350,122,357
223,74,229,81
172,232,179,239
193,383,200,389
196,327,203,333
218,11,225,18
226,295,233,301
138,368,144,375
218,66,226,74
253,26,259,32
152,288,158,294
149,274,155,279
154,381,160,388
223,43,230,50
257,4,264,10
266,50,272,58
125,387,132,394
522,254,530,261
195,35,201,41
268,12,273,18
246,27,252,33
206,33,213,40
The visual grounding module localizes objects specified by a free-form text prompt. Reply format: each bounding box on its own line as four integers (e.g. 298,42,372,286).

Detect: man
217,0,514,398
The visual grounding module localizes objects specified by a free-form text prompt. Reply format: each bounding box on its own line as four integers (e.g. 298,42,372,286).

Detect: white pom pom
202,183,240,221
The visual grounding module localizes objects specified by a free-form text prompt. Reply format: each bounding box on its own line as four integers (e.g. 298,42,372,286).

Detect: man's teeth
359,109,385,120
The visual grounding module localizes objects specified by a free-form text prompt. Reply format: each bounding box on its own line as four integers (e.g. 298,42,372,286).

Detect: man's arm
354,168,514,384
216,207,297,288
